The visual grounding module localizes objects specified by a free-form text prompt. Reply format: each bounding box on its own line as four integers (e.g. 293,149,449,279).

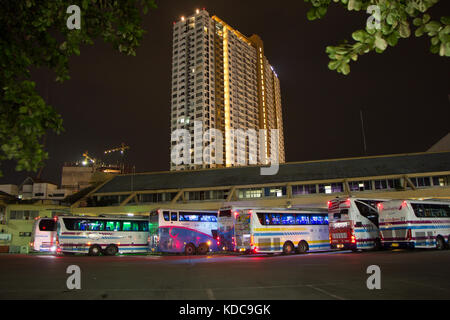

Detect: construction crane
104,143,130,173
82,151,97,166
104,143,130,155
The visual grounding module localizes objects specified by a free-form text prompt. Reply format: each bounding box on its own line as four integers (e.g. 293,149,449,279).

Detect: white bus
379,200,450,250
149,209,219,255
233,208,329,254
30,217,57,252
56,216,150,256
328,197,386,251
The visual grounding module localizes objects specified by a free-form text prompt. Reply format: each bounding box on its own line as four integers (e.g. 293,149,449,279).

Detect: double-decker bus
328,197,386,251
30,217,58,252
149,209,219,255
233,208,329,254
56,216,149,256
379,200,450,250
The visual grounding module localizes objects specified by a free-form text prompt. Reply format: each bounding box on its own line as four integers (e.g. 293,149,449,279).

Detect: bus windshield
39,219,56,231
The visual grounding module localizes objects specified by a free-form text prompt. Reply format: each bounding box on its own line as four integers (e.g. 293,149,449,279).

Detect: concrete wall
0,185,18,196
2,204,70,250
61,166,94,194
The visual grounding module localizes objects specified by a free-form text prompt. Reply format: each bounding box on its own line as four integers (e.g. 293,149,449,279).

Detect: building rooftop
428,133,450,152
94,152,450,194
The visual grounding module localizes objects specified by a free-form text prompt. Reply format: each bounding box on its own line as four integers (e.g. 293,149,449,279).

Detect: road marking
206,288,216,300
398,279,450,293
305,284,346,300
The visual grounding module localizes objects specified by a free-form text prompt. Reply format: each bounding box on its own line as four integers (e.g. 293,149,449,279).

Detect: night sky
1,0,449,186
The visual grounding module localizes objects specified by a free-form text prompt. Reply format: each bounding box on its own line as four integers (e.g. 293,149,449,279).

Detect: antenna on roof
360,109,367,156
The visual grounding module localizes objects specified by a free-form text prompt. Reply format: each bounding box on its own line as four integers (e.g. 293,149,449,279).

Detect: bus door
235,211,251,251
353,200,380,247
149,211,160,251
218,209,234,251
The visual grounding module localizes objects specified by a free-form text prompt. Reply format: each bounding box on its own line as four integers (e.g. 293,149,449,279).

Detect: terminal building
70,151,450,216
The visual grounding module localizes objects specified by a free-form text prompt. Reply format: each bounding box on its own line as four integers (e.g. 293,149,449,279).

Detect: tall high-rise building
170,9,285,171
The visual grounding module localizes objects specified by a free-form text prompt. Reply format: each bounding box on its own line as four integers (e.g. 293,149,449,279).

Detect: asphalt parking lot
0,249,449,300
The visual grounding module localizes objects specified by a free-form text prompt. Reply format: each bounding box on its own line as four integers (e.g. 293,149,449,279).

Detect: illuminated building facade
170,9,285,171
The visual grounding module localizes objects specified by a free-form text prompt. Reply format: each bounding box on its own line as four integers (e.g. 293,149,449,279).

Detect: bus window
105,221,120,231
131,221,140,231
122,221,132,231
355,201,379,227
219,210,231,217
39,219,56,231
140,221,149,232
263,214,269,224
200,214,217,222
310,215,326,225
412,204,425,217
295,215,309,225
281,214,295,225
270,214,281,225
171,212,178,221
257,213,265,225
163,211,170,221
179,213,200,222
78,220,105,231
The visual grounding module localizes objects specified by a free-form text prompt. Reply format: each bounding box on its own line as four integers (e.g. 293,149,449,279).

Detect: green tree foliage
0,0,157,176
304,0,449,74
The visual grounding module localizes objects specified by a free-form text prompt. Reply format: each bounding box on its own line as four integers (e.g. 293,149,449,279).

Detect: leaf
307,8,317,21
399,22,411,38
375,37,388,51
352,30,366,42
387,33,399,46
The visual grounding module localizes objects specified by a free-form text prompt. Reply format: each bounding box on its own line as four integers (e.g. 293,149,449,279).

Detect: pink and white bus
379,200,450,250
328,197,386,251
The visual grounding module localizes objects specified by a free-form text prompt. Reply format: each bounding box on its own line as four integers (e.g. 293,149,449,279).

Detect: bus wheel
282,242,295,255
197,243,209,255
88,245,102,256
63,252,75,256
184,243,196,256
105,245,118,256
436,236,445,250
297,241,309,254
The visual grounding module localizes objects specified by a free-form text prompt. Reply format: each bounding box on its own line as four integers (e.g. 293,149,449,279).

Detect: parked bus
328,197,386,251
149,209,219,255
379,200,450,250
56,216,150,256
233,208,329,254
30,217,57,252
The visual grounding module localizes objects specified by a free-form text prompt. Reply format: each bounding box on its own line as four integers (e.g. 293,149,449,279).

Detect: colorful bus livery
328,197,386,251
149,210,219,255
56,216,150,256
234,209,329,254
379,200,450,250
